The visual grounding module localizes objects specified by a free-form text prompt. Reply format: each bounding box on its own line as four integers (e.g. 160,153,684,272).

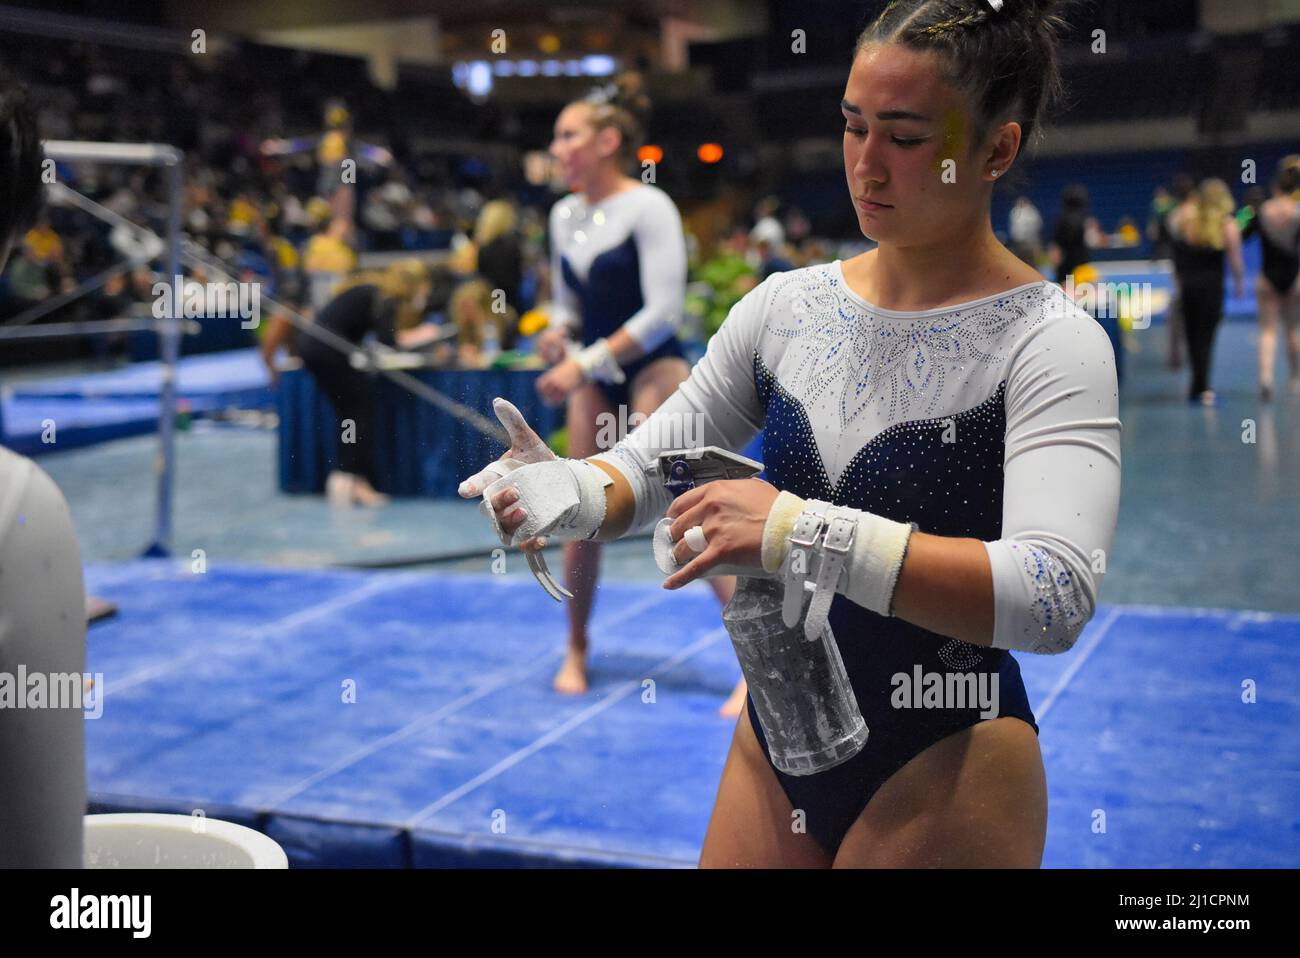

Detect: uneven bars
43,140,181,167
43,139,183,558
0,318,199,341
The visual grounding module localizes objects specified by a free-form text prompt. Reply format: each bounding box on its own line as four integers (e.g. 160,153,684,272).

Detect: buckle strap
803,508,857,641
781,507,827,629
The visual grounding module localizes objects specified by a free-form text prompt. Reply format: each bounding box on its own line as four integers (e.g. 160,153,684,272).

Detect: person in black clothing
1147,186,1176,261
473,199,523,350
1240,161,1300,401
298,260,434,505
1167,178,1245,406
1048,183,1095,285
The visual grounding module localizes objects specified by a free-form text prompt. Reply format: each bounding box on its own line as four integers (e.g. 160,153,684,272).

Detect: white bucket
84,813,288,869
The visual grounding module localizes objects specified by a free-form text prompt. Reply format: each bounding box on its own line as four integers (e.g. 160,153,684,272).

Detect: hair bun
611,71,652,122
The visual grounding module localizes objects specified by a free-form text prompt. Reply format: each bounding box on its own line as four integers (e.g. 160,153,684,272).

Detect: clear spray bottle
654,448,868,776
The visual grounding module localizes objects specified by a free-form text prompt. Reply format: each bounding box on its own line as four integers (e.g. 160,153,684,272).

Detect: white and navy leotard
549,183,687,407
592,260,1122,855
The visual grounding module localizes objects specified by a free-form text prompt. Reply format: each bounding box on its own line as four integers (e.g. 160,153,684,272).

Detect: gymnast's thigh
699,702,833,869
629,355,691,416
832,716,1047,868
566,381,614,458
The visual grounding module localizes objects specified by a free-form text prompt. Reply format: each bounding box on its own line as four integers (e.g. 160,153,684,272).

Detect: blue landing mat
82,561,1299,868
84,561,739,867
3,349,271,454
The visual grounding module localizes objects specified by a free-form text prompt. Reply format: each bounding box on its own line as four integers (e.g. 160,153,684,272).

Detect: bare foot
350,478,390,508
553,648,589,695
718,678,748,717
325,472,389,507
325,471,355,507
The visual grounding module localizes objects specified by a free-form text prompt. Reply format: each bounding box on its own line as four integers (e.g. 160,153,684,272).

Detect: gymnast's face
550,104,619,192
843,43,1009,246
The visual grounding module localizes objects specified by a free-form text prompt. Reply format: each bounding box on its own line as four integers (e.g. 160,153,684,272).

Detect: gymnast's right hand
536,327,570,366
458,396,612,552
458,397,553,553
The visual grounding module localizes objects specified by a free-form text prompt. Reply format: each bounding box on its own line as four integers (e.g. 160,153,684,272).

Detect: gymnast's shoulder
1003,279,1122,413
1015,279,1120,363
548,192,584,226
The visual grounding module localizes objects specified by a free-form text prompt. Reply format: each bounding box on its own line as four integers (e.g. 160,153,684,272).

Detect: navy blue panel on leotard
1260,224,1300,295
746,353,1039,858
560,234,685,410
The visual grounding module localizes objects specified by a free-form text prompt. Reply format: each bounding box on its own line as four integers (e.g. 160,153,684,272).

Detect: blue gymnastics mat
82,561,1299,868
2,349,271,455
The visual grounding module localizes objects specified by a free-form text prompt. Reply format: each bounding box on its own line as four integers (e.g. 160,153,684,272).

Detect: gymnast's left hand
536,358,585,406
662,478,780,590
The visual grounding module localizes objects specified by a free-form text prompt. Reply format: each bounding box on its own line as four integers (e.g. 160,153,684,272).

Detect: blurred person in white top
0,84,87,868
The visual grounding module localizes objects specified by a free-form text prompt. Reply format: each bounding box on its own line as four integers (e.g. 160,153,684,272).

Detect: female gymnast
524,72,744,711
465,0,1121,867
1243,158,1300,401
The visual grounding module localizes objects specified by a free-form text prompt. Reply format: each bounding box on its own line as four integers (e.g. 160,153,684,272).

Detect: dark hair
0,86,45,255
1171,174,1195,202
1062,183,1089,212
570,71,652,165
854,0,1073,159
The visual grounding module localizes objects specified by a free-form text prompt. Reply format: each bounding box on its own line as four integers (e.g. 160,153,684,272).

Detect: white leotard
592,260,1122,654
548,183,687,352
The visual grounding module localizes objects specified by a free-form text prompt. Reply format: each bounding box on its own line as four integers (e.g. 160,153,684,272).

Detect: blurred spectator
1147,185,1176,260
302,216,357,309
784,206,811,244
749,195,784,248
361,188,402,250
449,277,516,369
22,214,66,267
1048,184,1098,285
6,242,56,309
296,260,434,506
756,238,793,280
1008,195,1043,268
473,199,523,348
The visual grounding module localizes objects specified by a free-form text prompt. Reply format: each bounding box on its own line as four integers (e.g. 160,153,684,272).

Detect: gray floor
28,320,1300,612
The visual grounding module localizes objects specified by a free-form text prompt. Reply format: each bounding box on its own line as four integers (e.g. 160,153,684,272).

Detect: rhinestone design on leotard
761,264,1053,472
1010,542,1088,654
751,264,1087,668
754,355,1001,671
